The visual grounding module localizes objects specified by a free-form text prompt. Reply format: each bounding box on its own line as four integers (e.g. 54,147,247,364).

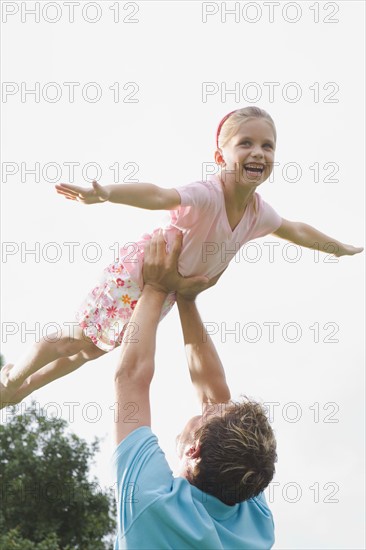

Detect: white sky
1,1,365,548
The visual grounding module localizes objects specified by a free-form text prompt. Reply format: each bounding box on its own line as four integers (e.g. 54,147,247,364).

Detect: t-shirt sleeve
174,181,212,210
111,427,174,535
253,195,282,238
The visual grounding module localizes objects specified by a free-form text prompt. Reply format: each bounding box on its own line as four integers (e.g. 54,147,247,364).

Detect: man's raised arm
176,295,231,410
114,230,214,446
114,281,167,446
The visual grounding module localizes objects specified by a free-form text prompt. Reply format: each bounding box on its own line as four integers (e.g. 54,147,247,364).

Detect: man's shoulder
112,426,166,479
113,426,154,455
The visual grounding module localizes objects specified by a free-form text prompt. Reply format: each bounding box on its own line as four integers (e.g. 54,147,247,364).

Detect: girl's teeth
245,168,262,177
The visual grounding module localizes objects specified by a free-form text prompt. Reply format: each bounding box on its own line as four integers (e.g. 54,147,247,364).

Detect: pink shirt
119,175,282,287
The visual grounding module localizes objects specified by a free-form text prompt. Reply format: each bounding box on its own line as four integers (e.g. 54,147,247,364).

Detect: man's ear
186,441,201,460
214,148,225,166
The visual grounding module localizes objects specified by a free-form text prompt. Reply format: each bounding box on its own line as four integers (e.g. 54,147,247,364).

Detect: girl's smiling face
216,118,276,187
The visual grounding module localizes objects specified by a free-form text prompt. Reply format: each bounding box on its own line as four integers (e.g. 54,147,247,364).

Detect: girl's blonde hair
217,107,277,149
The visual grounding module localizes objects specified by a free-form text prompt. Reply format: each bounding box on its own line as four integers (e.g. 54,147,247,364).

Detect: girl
1,107,362,407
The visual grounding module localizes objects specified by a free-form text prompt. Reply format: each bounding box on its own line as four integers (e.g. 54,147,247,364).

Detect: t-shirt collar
191,485,240,520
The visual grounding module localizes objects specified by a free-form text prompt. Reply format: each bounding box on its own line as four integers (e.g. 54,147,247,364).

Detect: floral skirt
75,260,176,351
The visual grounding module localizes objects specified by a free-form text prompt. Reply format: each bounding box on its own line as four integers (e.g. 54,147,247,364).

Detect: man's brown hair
192,398,277,505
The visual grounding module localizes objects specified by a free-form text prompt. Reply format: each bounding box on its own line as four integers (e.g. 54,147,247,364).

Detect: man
113,230,277,549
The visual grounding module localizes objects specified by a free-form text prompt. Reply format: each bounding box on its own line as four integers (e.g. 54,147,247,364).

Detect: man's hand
55,180,109,204
143,230,225,299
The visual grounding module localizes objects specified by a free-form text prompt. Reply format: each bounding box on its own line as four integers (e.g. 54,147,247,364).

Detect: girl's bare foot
0,364,20,408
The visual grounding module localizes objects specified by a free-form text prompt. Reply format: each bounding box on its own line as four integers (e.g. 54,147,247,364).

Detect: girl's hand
335,244,364,257
55,180,109,204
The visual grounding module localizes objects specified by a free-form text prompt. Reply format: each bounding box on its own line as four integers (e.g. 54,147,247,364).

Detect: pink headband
216,109,238,148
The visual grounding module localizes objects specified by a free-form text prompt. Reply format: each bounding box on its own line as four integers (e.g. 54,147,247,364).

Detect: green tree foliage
0,401,116,549
0,528,59,549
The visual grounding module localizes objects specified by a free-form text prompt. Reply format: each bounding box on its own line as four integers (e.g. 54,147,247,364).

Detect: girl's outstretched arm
273,218,363,257
55,180,181,210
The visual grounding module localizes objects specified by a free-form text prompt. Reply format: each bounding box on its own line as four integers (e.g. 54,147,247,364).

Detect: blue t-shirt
112,427,275,549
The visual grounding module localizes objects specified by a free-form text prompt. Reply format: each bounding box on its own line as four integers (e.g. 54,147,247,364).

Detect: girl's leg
1,267,176,407
8,343,107,405
0,326,96,406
